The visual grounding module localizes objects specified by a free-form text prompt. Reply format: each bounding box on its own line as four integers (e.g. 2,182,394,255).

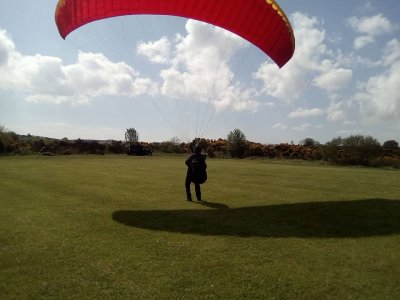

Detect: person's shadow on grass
194,199,229,209
112,198,400,238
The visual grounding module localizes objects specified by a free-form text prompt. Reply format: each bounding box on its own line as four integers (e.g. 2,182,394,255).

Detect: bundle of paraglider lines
55,0,295,140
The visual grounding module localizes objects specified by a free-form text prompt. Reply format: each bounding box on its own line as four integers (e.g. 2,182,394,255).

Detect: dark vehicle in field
126,143,152,156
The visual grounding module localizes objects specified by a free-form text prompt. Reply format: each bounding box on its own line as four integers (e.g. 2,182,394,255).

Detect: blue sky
0,0,399,144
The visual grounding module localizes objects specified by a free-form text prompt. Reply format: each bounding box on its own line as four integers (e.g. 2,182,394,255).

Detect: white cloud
289,107,322,118
347,14,393,49
347,14,392,36
313,67,353,91
264,101,275,107
254,60,306,102
382,39,400,66
354,61,400,121
293,123,311,131
335,50,379,69
254,12,352,102
213,86,260,112
353,35,375,49
336,129,363,136
351,39,400,122
359,1,375,13
327,101,346,122
137,37,171,64
0,29,15,67
159,20,257,112
13,122,125,140
273,123,288,130
254,13,326,102
0,29,158,105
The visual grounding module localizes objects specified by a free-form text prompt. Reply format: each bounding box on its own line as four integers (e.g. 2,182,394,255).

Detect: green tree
322,135,382,166
227,128,246,158
342,135,381,165
0,140,5,154
125,128,139,144
383,140,399,148
0,126,20,155
300,137,319,147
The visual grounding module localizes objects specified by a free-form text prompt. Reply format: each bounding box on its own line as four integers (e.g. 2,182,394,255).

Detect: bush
383,140,399,149
321,135,382,166
248,143,265,157
369,156,400,169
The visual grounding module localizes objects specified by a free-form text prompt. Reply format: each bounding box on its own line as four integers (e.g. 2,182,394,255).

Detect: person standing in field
185,145,207,202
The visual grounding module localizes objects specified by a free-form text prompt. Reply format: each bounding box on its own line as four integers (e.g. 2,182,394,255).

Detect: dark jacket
186,153,207,184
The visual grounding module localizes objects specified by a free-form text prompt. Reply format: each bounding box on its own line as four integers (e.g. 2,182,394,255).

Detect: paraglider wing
55,0,295,67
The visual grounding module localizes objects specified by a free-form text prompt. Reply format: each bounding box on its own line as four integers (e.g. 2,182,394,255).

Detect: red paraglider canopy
55,0,295,68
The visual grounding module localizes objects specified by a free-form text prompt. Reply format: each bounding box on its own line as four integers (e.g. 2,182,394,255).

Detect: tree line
1,126,399,168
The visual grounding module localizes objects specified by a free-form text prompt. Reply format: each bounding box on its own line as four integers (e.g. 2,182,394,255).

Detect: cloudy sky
0,0,399,144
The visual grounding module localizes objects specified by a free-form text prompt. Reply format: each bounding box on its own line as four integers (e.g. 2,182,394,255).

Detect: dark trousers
185,171,201,200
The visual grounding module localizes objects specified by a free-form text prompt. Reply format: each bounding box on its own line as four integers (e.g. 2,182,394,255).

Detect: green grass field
1,155,400,299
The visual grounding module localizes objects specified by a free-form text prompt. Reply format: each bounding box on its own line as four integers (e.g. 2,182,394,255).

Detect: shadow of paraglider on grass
112,199,400,238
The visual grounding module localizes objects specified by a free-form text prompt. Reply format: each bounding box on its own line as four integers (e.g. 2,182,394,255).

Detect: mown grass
1,155,400,299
